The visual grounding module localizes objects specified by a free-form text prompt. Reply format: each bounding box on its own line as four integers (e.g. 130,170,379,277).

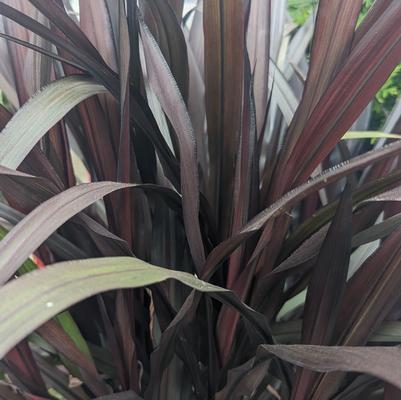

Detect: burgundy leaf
139,19,205,272
262,344,401,390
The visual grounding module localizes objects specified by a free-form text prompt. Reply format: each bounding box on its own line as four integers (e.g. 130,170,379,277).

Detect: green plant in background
288,0,375,26
371,64,401,130
2,1,401,399
359,0,401,130
288,0,401,131
358,0,375,24
288,0,317,25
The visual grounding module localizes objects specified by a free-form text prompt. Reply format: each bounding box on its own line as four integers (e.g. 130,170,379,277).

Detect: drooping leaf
0,182,130,284
262,344,401,390
0,256,225,358
0,202,88,260
272,319,401,345
2,223,103,395
0,76,107,169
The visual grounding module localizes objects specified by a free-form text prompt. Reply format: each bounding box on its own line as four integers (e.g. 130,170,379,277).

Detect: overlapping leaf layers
1,0,401,399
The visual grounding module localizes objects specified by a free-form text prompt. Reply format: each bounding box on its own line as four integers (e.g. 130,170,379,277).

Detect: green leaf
0,256,225,359
56,311,93,361
0,75,107,169
371,321,401,343
343,131,401,140
288,0,317,25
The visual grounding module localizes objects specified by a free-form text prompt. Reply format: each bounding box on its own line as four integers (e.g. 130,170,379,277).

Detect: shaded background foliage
289,0,401,132
1,1,401,400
